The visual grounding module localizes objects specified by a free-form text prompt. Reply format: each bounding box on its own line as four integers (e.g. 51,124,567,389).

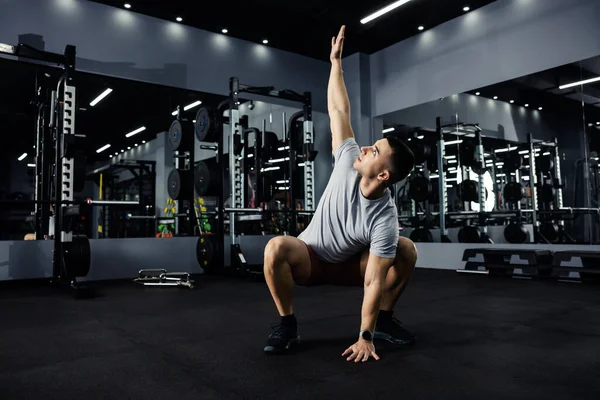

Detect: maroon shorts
299,243,364,287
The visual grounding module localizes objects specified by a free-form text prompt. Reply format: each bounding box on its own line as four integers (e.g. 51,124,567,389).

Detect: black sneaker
263,324,300,354
374,317,416,345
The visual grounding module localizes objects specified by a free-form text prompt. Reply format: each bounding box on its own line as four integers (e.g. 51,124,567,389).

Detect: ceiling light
176,17,183,22
262,39,269,44
114,152,118,155
510,100,514,103
418,26,424,31
142,140,146,144
559,76,600,90
525,104,529,107
27,163,35,168
222,28,228,34
596,122,600,125
382,127,395,134
125,126,146,138
360,0,414,24
18,153,27,161
134,143,138,147
124,3,131,9
120,149,124,153
538,107,543,110
90,88,113,107
127,146,131,150
493,96,498,100
184,100,202,111
96,144,111,153
463,6,470,12
475,92,480,95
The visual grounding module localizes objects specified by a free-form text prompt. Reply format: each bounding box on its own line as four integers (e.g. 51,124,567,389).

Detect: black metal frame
0,41,87,292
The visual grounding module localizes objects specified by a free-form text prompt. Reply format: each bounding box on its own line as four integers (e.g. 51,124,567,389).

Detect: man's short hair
385,135,415,185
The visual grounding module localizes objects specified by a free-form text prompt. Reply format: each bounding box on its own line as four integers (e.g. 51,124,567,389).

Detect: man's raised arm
328,25,354,154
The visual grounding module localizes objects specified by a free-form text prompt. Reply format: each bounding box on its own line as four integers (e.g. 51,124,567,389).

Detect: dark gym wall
370,0,600,117
0,0,330,112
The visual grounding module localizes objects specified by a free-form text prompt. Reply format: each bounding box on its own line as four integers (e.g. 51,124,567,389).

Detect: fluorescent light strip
126,126,146,138
445,140,463,145
27,163,35,168
18,153,27,161
172,100,203,115
90,88,113,107
559,76,600,90
361,0,413,24
382,127,395,134
96,144,111,153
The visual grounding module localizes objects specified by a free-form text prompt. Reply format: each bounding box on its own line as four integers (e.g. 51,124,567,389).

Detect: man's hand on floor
342,339,380,362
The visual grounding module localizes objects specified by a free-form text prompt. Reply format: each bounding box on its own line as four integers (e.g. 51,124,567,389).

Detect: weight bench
459,248,553,278
551,251,600,283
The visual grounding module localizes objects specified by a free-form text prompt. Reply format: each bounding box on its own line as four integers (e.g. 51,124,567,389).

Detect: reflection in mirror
578,55,600,244
384,59,599,245
0,56,323,241
0,56,224,240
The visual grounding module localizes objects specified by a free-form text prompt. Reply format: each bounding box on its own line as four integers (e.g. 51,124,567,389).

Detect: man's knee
264,237,288,266
395,237,418,269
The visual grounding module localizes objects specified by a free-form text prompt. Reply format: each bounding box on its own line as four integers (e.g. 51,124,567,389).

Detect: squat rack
0,41,92,295
226,77,315,274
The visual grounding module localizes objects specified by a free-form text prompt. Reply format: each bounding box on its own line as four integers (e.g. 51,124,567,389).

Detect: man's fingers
362,352,369,362
332,36,335,47
342,348,352,357
371,351,380,361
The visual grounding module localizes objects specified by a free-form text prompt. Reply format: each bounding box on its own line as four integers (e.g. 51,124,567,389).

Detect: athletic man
263,26,418,363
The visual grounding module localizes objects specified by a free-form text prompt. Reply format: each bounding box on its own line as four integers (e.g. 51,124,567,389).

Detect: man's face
353,139,392,183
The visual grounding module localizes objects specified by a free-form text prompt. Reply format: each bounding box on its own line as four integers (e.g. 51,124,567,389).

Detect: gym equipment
133,269,195,288
504,222,529,244
407,140,432,164
551,251,600,283
503,151,522,173
457,180,479,202
196,234,219,271
195,106,221,142
540,182,556,204
194,159,220,196
458,225,481,243
63,234,91,278
168,119,194,151
0,41,95,297
408,176,432,202
167,169,193,200
538,155,554,174
409,228,433,242
539,222,559,243
503,182,525,202
460,248,553,278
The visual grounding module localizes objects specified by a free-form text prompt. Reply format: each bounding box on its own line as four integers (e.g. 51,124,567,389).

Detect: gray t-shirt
298,138,399,263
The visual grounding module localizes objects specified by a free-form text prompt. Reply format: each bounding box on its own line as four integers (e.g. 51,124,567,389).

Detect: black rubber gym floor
1,268,599,399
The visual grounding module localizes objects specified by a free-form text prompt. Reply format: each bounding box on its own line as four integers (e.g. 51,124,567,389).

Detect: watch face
361,331,372,341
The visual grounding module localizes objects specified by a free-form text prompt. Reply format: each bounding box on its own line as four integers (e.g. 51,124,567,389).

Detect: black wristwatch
359,331,373,342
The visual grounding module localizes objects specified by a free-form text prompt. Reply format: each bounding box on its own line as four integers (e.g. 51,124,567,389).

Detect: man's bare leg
263,236,312,353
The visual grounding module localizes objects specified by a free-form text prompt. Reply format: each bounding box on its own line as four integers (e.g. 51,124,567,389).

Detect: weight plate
408,176,432,203
194,160,217,197
504,223,529,244
195,107,220,142
196,235,218,271
168,120,183,150
64,234,91,278
168,120,194,151
167,169,186,200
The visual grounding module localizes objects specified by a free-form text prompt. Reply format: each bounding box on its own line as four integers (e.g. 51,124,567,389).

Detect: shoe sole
264,337,301,354
374,331,416,345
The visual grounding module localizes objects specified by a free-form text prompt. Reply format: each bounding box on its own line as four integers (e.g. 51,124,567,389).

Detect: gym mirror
382,59,594,245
